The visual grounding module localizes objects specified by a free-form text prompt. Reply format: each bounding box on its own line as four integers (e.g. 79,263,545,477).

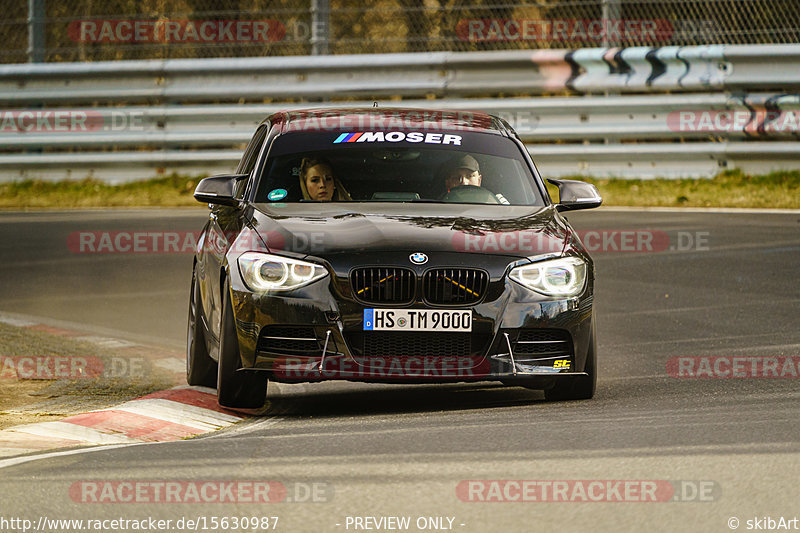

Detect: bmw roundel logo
410,252,428,265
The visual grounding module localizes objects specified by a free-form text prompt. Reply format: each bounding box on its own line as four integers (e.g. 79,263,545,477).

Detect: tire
217,278,267,408
544,322,597,402
187,267,218,387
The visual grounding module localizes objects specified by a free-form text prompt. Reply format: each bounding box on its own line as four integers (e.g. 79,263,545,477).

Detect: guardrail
1,44,799,181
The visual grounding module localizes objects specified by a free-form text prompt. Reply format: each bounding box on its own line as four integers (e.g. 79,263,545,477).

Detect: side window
236,126,269,176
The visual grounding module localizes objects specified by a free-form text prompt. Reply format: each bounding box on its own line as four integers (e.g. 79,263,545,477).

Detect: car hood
249,203,569,261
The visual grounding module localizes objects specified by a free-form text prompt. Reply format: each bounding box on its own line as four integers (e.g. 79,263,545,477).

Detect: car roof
263,107,513,136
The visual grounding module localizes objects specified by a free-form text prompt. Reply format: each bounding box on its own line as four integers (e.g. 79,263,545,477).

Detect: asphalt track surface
0,208,798,533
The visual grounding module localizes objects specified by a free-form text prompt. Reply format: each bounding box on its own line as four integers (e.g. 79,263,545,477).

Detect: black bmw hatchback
187,107,602,408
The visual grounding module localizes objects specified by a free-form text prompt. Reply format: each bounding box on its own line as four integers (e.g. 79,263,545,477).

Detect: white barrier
1,44,799,180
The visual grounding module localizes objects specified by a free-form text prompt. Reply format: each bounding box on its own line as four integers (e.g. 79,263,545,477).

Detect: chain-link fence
2,0,800,63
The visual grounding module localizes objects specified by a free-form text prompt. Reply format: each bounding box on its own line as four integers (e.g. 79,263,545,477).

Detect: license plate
363,309,472,332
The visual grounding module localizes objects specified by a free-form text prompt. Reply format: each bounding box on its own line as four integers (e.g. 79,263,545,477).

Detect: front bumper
227,261,594,387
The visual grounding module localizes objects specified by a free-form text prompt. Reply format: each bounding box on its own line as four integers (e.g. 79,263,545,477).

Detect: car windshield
254,130,545,206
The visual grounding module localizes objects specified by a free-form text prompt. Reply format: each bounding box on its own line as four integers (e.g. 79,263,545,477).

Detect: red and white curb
0,312,250,458
0,387,247,457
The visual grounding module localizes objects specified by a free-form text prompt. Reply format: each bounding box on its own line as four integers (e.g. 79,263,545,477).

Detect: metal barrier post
602,0,621,48
312,0,331,55
27,0,45,63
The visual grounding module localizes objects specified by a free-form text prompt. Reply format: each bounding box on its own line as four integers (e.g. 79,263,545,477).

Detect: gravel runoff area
0,321,182,430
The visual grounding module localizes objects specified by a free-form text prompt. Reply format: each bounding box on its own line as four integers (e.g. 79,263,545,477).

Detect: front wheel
217,278,268,408
187,267,218,387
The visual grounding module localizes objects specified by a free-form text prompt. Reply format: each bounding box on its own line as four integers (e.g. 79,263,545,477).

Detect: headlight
238,252,328,292
508,256,587,297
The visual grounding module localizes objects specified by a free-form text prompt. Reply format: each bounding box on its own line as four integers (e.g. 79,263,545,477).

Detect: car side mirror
547,179,602,212
194,174,248,207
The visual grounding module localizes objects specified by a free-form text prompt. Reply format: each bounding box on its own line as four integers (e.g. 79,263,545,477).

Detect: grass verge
0,174,203,209
548,169,800,209
1,169,798,209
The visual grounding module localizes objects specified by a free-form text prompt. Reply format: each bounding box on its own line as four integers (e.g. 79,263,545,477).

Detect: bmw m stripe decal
333,132,364,143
